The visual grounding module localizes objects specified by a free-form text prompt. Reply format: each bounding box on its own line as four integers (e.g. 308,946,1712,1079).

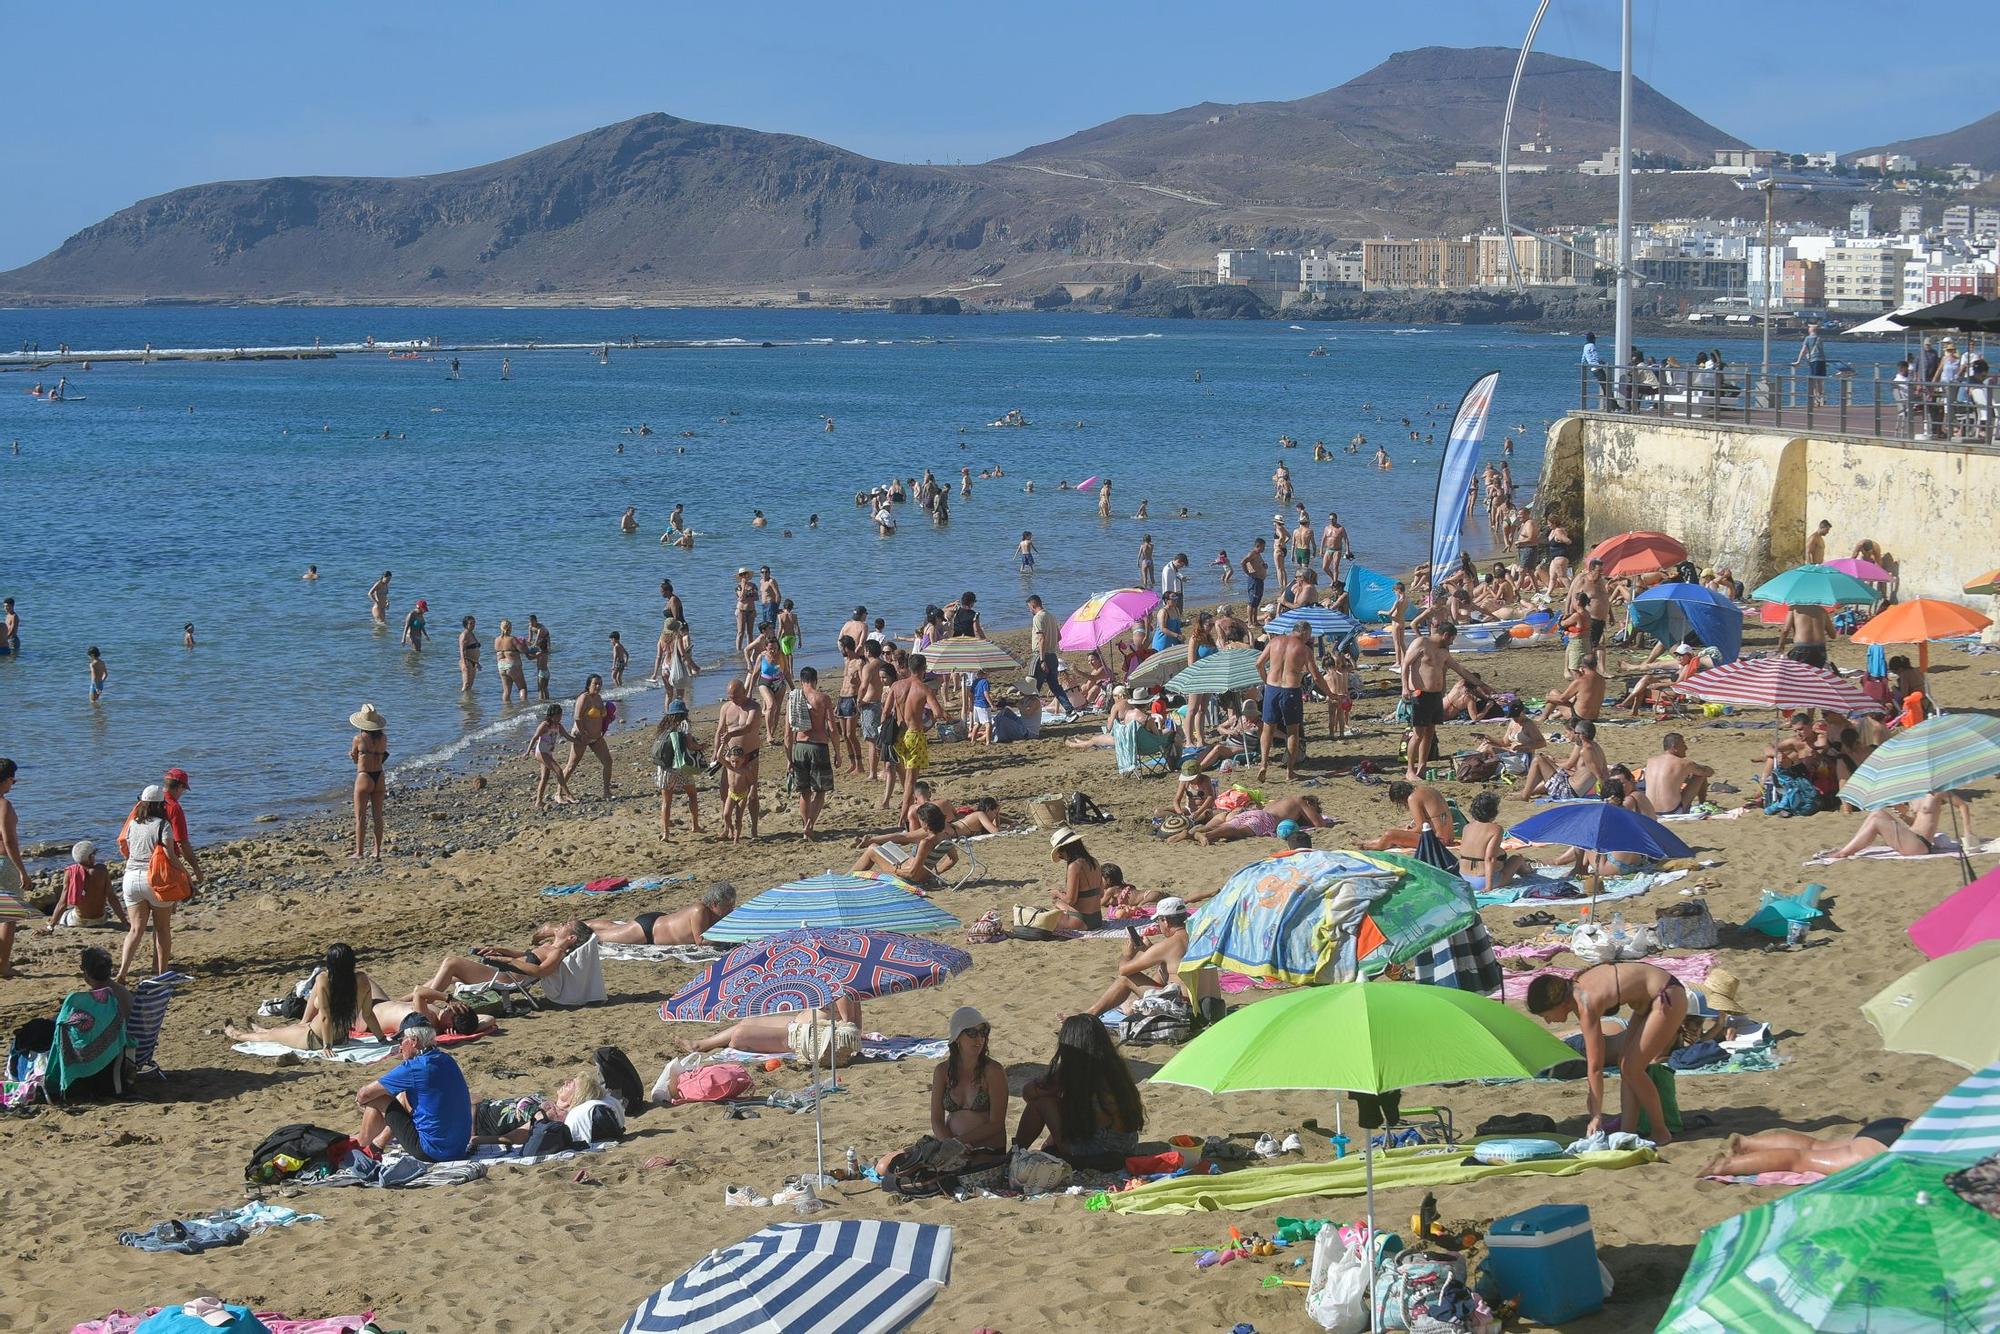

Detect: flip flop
1515,910,1559,927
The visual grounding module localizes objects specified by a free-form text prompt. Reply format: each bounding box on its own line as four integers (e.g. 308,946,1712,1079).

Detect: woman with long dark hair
1046,828,1106,929
225,942,392,1050
116,784,192,982
1013,1015,1145,1165
931,1007,1007,1148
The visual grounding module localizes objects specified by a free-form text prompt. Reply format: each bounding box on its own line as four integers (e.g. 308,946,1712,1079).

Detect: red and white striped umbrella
1672,657,1883,714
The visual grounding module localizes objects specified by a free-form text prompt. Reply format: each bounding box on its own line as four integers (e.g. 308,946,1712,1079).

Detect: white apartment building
1823,245,1912,312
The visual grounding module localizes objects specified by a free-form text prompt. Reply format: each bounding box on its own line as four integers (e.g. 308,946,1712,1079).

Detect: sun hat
1688,968,1744,1017
1178,759,1202,782
349,703,387,732
1049,827,1084,856
736,566,751,575
1155,896,1189,919
1160,812,1190,835
140,784,167,803
163,766,191,789
667,699,688,716
72,840,96,864
948,1006,989,1041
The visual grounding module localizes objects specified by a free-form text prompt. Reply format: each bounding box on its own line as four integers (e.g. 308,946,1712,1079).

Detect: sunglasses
961,1024,991,1039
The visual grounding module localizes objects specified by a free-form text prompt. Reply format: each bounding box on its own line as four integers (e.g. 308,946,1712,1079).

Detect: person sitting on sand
1359,782,1454,850
677,995,862,1056
1180,793,1328,846
1527,963,1687,1145
225,943,388,1050
355,1016,473,1163
1044,827,1108,928
1166,761,1217,826
426,919,599,1005
1073,897,1189,1018
890,1007,1008,1168
1013,1015,1146,1166
850,802,959,887
1543,652,1607,723
1457,793,1530,893
1640,733,1713,814
1468,700,1546,778
1617,639,1711,714
41,840,124,932
1518,719,1607,802
1063,685,1143,748
1699,1120,1907,1180
549,882,738,948
1819,790,1975,860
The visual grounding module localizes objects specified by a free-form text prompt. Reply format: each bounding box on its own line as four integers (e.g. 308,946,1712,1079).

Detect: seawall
1538,412,2000,605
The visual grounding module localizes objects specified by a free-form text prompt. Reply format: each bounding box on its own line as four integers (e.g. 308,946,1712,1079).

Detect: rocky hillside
1851,109,2000,172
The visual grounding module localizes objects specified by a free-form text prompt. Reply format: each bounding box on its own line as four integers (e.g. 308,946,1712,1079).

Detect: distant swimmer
449,357,460,379
303,565,319,581
1023,481,1034,493
823,416,836,432
369,571,392,624
501,357,511,380
1134,500,1149,520
680,429,696,438
638,423,652,436
960,466,972,498
752,510,767,528
620,506,639,533
183,623,197,650
1193,370,1202,382
809,514,819,529
1375,446,1392,470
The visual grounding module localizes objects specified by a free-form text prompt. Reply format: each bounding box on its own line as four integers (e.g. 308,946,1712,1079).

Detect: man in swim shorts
786,666,836,839
1401,621,1487,781
858,646,889,783
1240,540,1268,622
883,652,943,825
1641,733,1713,814
1254,621,1337,783
714,680,763,843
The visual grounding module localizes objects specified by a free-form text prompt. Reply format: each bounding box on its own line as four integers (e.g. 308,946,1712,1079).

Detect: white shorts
121,874,164,910
972,706,993,727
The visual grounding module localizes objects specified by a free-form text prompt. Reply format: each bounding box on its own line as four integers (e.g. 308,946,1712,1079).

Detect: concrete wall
1544,413,2000,604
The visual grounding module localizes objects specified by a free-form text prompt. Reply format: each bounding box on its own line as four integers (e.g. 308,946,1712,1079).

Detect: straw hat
349,703,387,732
1690,968,1744,1017
1049,827,1084,857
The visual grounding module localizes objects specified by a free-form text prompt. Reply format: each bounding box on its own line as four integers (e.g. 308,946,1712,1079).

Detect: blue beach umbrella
1508,801,1693,861
1629,584,1743,664
703,873,960,944
623,1219,954,1334
1265,606,1361,639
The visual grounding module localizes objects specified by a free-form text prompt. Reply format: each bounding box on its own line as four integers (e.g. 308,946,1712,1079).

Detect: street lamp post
1761,177,1776,408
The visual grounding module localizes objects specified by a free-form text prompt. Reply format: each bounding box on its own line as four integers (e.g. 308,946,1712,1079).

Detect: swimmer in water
619,506,638,533
809,514,819,529
1375,446,1392,470
368,571,392,624
183,623,196,649
87,646,107,702
752,510,767,528
303,564,319,581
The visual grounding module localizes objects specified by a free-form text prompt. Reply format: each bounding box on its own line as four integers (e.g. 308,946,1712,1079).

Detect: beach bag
1375,1249,1467,1332
787,1018,860,1066
672,1063,752,1104
883,1135,970,1199
594,1045,645,1116
666,649,692,689
246,1123,349,1184
1065,790,1109,826
1306,1227,1371,1333
456,986,531,1018
1007,1147,1072,1195
146,821,191,903
1120,990,1194,1046
1655,899,1718,949
522,1120,577,1156
1764,769,1818,817
1452,753,1499,783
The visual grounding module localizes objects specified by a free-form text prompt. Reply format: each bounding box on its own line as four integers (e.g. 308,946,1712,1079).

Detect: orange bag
146,821,192,903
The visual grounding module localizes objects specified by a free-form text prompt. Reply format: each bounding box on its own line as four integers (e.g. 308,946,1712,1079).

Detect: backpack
1066,791,1109,826
246,1123,351,1184
522,1120,577,1156
593,1045,645,1116
1120,990,1194,1046
1764,768,1819,818
1453,753,1499,783
883,1135,970,1200
650,729,689,771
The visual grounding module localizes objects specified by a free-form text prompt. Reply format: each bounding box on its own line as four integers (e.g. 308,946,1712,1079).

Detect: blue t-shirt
972,677,991,708
379,1048,472,1160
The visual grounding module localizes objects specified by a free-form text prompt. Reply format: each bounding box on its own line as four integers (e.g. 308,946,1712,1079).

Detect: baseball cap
140,784,167,803
398,1012,436,1035
1154,896,1188,919
164,767,191,788
1275,819,1300,839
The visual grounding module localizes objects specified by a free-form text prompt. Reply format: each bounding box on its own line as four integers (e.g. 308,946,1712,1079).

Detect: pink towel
1702,1171,1825,1187
1217,971,1286,994
74,1314,375,1334
1499,952,1715,1003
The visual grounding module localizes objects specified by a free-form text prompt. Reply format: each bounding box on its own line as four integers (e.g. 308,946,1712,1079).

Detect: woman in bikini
349,704,388,859
745,625,789,746
495,619,528,704
428,919,589,992
1527,961,1687,1145
562,675,614,800
1699,1119,1909,1179
933,1007,1007,1148
1046,828,1107,929
1822,790,1975,860
457,615,479,692
732,567,757,653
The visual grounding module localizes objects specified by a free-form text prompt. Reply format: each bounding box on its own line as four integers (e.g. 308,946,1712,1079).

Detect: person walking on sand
457,615,479,692
563,675,614,800
525,704,573,812
349,704,389,858
651,701,702,840
715,679,764,843
1402,622,1487,782
116,783,194,981
368,571,392,625
835,634,865,775
884,653,945,826
158,767,205,889
1255,621,1337,783
786,665,836,840
657,617,694,705
495,619,527,704
1026,595,1077,717
0,759,26,977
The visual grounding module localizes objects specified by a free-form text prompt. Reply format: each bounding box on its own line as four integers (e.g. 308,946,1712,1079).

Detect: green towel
46,986,129,1094
1107,1141,1658,1215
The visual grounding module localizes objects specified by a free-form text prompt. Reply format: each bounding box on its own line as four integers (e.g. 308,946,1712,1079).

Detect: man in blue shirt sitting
356,1014,472,1162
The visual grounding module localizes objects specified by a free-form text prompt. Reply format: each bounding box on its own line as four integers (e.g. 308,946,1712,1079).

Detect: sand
0,623,1987,1332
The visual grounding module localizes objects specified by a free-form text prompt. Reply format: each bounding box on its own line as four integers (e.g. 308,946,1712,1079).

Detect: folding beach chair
933,839,986,892
1114,718,1180,777
127,971,192,1082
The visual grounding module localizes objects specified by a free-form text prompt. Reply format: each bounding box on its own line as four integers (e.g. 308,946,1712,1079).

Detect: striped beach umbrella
703,873,960,944
1892,1059,2000,1161
1168,646,1266,695
1123,645,1189,690
1672,657,1883,714
622,1219,953,1334
1264,606,1361,638
1751,564,1881,607
1840,714,2000,811
1060,588,1160,651
662,928,971,1022
919,636,1019,674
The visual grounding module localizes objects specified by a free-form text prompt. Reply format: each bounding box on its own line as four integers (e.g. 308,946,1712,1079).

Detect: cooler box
1482,1202,1603,1324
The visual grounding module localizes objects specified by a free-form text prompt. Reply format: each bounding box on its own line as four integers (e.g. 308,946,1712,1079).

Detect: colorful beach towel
1475,867,1686,909
1702,1170,1825,1187
702,1035,949,1065
1107,1141,1658,1215
598,943,726,965
74,1314,377,1334
540,873,695,897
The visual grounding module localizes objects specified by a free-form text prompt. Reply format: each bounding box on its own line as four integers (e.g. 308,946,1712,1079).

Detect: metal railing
1575,361,2000,448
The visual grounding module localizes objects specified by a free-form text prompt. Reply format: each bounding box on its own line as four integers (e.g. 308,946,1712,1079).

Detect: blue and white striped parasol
703,873,960,944
1264,606,1360,639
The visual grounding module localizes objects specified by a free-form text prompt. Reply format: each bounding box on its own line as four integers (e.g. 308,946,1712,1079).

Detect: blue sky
0,1,1974,269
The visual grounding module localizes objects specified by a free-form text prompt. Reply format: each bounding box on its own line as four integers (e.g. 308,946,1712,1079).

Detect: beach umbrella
1060,588,1159,652
622,1219,953,1334
1751,564,1881,607
1863,939,2000,1070
1891,1058,2000,1161
1629,583,1743,664
663,928,970,1021
1658,1152,2000,1333
1909,866,2000,960
1123,645,1189,690
1839,714,2000,811
1891,293,1990,330
1167,646,1266,695
1824,556,1895,583
1852,598,1992,673
1508,801,1694,861
1264,606,1361,639
1964,568,2000,597
703,873,960,944
1151,979,1577,1311
919,636,1020,674
1587,530,1688,578
1673,658,1883,714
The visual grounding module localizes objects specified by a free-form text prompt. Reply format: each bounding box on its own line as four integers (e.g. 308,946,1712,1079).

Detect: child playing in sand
525,705,574,812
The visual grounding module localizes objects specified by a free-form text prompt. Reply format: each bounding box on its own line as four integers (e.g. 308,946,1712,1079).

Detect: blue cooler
1482,1203,1603,1324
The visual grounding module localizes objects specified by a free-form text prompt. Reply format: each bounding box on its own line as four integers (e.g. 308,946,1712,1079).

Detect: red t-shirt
164,795,191,848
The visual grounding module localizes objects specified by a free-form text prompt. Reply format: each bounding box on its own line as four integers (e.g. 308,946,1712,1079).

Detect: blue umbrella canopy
704,873,960,944
1752,564,1880,607
661,928,971,1021
1630,583,1743,665
1265,606,1361,639
1508,801,1693,859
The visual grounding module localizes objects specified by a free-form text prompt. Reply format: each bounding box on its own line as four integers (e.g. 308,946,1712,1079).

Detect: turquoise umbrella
1167,647,1265,695
1839,714,2000,810
1751,564,1880,607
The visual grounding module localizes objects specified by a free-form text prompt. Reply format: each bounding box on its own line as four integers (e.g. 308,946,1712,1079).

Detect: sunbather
1358,782,1453,850
1099,863,1164,915
1698,1120,1907,1179
675,995,862,1055
1183,793,1327,845
850,802,959,886
1518,719,1607,801
428,919,590,991
1071,898,1188,1017
1820,790,1975,859
1457,793,1530,892
549,882,737,947
1528,962,1687,1146
224,943,389,1050
1014,1015,1146,1166
228,979,490,1050
930,1007,1008,1149
473,1066,624,1146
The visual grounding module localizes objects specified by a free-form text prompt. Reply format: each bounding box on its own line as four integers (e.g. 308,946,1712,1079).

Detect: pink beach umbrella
1060,588,1160,652
1910,865,2000,959
1825,557,1895,583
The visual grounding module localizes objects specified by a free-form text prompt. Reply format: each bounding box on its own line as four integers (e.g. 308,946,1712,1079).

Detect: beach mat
1702,1170,1824,1187
705,1034,949,1065
1476,868,1686,909
1805,837,2000,867
540,873,695,897
1107,1141,1658,1215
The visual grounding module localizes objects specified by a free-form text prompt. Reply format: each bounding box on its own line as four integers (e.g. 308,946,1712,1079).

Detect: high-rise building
1824,246,1913,311
1849,203,1873,237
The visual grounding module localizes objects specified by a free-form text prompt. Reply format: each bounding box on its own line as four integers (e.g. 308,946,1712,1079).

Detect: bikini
634,912,664,943
357,737,388,788
941,1076,991,1115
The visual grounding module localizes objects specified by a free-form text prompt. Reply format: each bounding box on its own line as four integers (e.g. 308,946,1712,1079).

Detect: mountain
1851,110,2000,171
1,48,1772,305
1005,47,1745,201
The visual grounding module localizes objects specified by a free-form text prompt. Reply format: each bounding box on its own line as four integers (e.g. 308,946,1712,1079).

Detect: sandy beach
0,618,1988,1332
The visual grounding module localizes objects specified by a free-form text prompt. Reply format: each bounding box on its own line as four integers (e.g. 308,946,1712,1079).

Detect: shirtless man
1806,518,1831,566
1401,621,1487,781
1543,652,1608,723
787,666,836,840
857,648,890,783
714,680,764,843
1254,621,1337,782
1075,898,1191,1019
368,571,392,625
1519,718,1608,802
580,882,737,946
882,653,945,824
1240,540,1269,621
1359,781,1454,851
1574,558,1611,650
837,605,869,657
1642,733,1713,814
1288,515,1315,575
1,598,17,654
1457,792,1530,893
1778,602,1832,669
835,635,866,775
1318,511,1352,583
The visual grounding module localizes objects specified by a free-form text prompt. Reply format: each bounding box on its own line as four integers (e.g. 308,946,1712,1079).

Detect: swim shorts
837,697,857,719
1786,643,1829,669
1246,576,1266,608
1410,690,1445,727
788,742,834,794
895,727,929,772
859,703,881,740
1261,686,1304,728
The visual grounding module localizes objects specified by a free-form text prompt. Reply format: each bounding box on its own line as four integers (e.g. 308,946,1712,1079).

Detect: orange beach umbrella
1965,568,2000,597
1852,598,1993,671
1586,531,1688,578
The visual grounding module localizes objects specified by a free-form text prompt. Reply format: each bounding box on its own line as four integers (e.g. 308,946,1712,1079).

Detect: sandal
1515,910,1559,927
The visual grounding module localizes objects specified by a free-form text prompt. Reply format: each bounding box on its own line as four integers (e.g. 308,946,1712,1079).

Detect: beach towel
231,1030,484,1063
596,942,726,965
116,1202,321,1254
540,873,694,897
1805,837,2000,867
47,985,130,1095
1661,806,1746,823
1107,1141,1658,1215
1702,1170,1825,1187
1475,867,1686,909
702,1035,949,1065
75,1315,375,1334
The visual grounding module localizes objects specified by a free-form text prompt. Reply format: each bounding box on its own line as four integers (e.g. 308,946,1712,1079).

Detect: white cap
140,784,167,803
1155,896,1189,919
72,840,96,863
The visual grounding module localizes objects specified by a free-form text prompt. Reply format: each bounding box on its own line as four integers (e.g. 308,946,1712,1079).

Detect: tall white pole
1613,0,1634,397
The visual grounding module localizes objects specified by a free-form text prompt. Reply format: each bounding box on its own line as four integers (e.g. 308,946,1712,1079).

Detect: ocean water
0,307,1849,843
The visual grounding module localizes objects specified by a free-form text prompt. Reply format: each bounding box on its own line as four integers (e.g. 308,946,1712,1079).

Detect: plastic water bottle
1786,919,1807,948
1609,911,1626,941
845,1146,860,1178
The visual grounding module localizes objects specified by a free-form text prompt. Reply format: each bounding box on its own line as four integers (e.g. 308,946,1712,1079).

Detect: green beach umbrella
1123,645,1190,690
1840,714,2000,810
1751,563,1881,607
1659,1152,2000,1333
1863,939,2000,1071
1167,646,1265,695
